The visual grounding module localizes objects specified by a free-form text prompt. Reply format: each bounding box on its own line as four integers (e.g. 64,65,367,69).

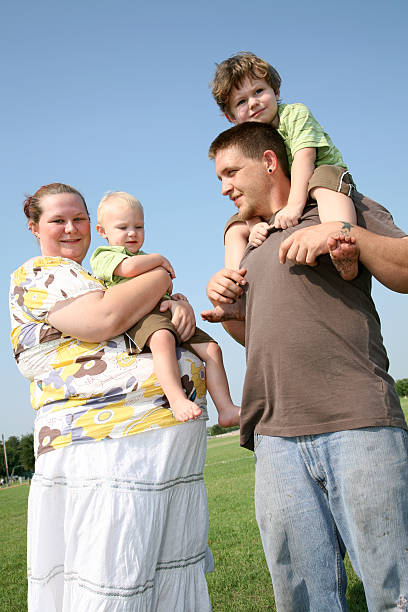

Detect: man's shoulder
353,192,407,238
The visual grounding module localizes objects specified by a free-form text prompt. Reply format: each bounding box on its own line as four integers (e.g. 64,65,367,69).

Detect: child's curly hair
211,51,281,115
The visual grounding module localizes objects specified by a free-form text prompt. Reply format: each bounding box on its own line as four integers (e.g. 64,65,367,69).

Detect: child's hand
248,222,271,247
274,204,304,230
156,255,175,279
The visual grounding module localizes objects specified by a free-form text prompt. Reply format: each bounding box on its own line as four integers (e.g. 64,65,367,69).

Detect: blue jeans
254,427,408,611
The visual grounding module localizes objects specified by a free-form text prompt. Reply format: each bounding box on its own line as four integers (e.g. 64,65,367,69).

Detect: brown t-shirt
237,192,407,450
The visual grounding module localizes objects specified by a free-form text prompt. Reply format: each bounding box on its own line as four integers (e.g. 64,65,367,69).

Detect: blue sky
2,0,407,438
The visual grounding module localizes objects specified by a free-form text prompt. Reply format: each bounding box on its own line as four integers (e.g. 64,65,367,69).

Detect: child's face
97,201,145,254
227,77,279,127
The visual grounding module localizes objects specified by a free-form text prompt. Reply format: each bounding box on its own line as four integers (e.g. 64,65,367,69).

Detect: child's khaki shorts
126,302,215,356
308,164,356,197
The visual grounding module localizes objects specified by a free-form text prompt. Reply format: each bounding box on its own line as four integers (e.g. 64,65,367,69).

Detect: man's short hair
209,122,290,178
97,191,144,225
211,51,281,115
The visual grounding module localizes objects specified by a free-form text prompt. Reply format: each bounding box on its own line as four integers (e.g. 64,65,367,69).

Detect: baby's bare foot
328,234,360,281
218,404,240,428
201,300,245,323
171,398,202,422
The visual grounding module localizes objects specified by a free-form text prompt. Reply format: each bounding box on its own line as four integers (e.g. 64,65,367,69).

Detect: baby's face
227,77,279,127
99,201,145,253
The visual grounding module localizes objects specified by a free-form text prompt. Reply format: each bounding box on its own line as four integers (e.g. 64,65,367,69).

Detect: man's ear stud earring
268,168,273,173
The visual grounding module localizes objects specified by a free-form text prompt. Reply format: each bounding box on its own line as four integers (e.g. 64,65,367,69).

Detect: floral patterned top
9,256,207,458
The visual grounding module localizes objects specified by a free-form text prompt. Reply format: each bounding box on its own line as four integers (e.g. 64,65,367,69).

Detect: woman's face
30,192,91,263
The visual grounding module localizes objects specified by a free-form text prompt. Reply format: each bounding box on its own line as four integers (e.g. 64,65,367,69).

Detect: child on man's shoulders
211,51,359,281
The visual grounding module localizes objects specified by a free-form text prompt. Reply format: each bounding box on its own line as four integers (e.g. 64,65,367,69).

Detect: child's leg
327,234,361,282
310,187,359,281
147,330,202,422
310,188,357,224
190,341,240,428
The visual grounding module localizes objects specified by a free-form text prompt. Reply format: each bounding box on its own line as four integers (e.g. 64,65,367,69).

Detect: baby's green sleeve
90,246,130,287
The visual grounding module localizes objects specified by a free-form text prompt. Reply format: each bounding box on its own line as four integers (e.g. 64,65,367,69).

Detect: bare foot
328,234,360,281
171,398,202,422
201,299,245,323
218,404,240,428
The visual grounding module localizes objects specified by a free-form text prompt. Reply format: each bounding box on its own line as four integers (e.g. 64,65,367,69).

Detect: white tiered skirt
27,420,213,611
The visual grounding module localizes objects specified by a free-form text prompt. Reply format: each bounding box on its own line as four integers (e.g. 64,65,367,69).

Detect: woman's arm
48,267,172,342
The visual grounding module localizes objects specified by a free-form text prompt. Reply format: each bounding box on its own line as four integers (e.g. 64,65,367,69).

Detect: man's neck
264,173,291,217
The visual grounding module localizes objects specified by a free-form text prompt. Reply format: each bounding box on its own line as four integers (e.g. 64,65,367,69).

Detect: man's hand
279,221,343,266
160,299,196,342
206,268,247,305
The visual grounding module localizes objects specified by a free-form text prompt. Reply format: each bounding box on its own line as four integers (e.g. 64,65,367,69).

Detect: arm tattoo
340,222,354,236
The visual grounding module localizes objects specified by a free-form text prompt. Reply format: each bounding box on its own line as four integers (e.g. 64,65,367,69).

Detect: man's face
215,146,271,221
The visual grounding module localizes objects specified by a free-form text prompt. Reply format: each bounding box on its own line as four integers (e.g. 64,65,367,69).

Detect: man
204,122,408,611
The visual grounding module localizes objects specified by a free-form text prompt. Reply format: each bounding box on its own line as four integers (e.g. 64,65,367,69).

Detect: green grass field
0,484,28,611
1,399,406,611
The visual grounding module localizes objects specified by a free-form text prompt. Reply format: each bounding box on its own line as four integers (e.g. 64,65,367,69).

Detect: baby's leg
191,342,240,428
311,187,359,281
148,330,202,422
327,234,360,281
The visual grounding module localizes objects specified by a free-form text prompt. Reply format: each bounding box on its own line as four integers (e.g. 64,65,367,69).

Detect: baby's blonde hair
97,191,144,224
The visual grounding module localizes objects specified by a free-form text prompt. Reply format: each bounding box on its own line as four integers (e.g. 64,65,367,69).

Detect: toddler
211,51,359,280
91,191,240,426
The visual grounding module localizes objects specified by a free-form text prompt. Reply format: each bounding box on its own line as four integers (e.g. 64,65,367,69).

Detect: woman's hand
159,299,196,342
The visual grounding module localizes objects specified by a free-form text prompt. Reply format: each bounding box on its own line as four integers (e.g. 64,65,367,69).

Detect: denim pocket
254,433,263,451
400,428,408,454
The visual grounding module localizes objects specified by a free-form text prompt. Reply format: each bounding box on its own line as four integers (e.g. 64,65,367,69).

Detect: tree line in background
2,378,407,478
395,378,408,398
207,424,239,437
0,433,34,479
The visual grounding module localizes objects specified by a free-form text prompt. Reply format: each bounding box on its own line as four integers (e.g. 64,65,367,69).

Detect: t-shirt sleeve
90,247,129,283
9,257,104,355
280,103,332,156
354,192,407,238
224,212,246,244
11,257,104,323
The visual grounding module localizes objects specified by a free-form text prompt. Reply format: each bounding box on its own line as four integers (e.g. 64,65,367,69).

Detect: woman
9,183,212,611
